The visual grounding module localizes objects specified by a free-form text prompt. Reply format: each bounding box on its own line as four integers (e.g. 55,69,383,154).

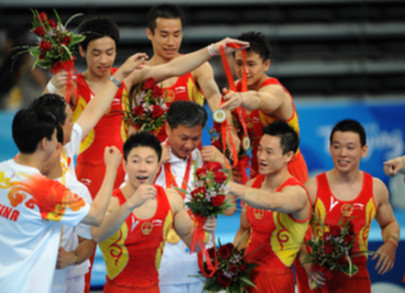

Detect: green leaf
64,12,84,28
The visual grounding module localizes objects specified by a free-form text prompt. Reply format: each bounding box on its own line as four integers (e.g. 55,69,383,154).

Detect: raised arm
220,84,286,114
370,178,400,275
80,146,122,226
75,53,147,139
128,38,249,87
91,184,157,242
228,181,310,221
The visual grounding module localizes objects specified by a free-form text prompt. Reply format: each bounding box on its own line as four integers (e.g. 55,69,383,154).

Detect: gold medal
141,221,153,236
213,109,227,123
242,136,251,152
166,227,181,244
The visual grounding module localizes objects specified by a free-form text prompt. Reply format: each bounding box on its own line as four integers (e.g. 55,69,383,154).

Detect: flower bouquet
198,240,257,293
17,9,85,104
304,217,360,287
176,161,232,273
186,161,232,217
124,77,168,135
25,9,84,73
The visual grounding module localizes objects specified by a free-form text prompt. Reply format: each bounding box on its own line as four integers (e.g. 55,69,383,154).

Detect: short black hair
262,121,299,154
147,4,184,33
123,131,162,162
330,119,366,147
12,108,59,154
166,101,207,129
76,16,119,51
29,94,67,126
236,31,272,62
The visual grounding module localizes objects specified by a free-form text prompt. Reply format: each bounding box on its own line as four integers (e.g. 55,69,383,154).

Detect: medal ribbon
50,59,78,106
163,142,192,199
219,44,250,164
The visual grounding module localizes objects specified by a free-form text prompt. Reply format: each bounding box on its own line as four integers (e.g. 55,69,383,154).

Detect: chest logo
141,221,153,235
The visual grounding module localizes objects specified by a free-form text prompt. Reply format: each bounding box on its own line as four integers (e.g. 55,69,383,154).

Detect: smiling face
165,123,203,159
124,146,160,189
80,36,117,79
257,134,292,176
330,131,368,174
146,17,183,61
234,50,270,90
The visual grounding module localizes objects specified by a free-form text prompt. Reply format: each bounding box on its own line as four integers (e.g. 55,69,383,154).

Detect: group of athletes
0,4,401,293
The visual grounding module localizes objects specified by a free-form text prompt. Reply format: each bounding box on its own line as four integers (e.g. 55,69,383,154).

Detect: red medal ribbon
50,59,78,105
190,215,218,276
163,142,192,199
219,45,250,164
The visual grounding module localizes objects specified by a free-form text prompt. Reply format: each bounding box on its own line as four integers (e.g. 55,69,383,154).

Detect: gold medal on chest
166,227,181,244
141,221,153,236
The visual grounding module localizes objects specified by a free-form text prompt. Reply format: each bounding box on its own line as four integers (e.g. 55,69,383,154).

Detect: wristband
207,43,218,57
109,75,122,88
46,80,57,94
385,240,398,249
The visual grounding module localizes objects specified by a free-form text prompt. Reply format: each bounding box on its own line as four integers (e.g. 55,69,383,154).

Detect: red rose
314,264,333,280
152,85,162,97
207,247,216,259
204,161,222,172
61,35,71,46
229,264,238,273
324,232,331,241
37,11,48,23
216,271,232,287
324,242,334,254
191,187,206,198
239,264,247,272
330,225,341,237
214,171,227,184
195,167,206,179
39,52,46,59
48,19,57,29
133,105,144,116
39,40,52,52
218,243,233,259
211,195,226,207
51,60,63,73
33,26,46,37
142,78,155,90
343,234,354,245
152,105,164,118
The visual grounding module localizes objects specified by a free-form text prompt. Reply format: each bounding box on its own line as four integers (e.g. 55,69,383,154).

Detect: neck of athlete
262,167,291,192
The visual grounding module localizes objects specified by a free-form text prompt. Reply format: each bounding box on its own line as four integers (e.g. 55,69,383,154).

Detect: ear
165,122,172,137
79,45,86,58
361,145,368,159
122,158,128,174
284,150,294,164
38,137,48,151
146,28,153,41
264,59,271,71
55,142,63,156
